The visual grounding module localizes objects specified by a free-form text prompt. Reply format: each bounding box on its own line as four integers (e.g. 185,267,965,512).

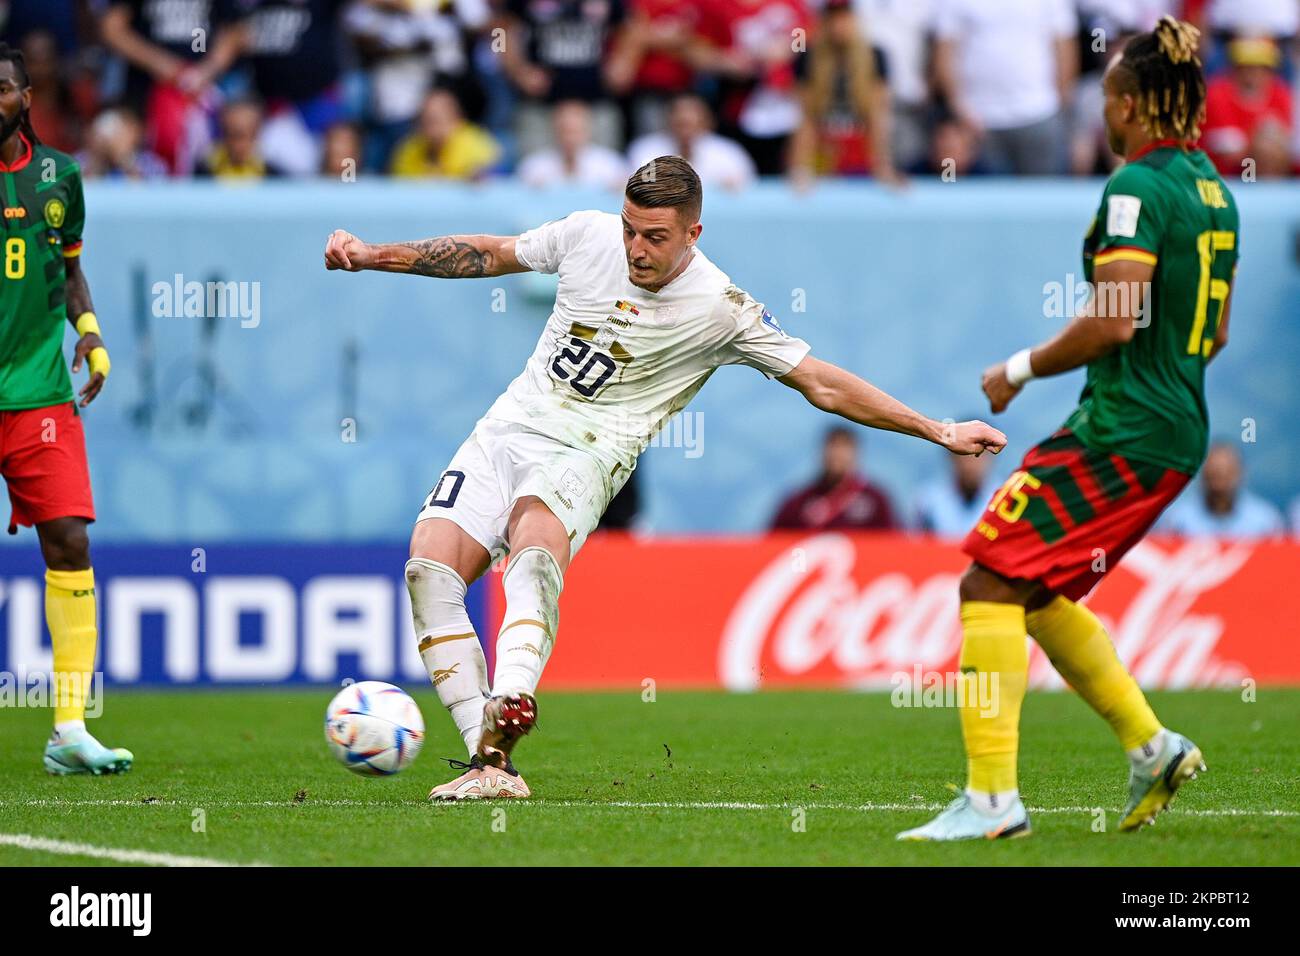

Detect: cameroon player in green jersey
0,43,131,774
900,17,1235,841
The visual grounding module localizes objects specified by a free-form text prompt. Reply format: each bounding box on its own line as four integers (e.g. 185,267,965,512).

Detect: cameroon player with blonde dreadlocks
900,16,1237,841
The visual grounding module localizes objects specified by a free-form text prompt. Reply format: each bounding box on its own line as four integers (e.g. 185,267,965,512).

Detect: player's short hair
1112,15,1206,140
625,156,703,225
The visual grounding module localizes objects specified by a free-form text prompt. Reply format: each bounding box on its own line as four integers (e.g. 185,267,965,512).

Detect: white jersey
485,210,812,476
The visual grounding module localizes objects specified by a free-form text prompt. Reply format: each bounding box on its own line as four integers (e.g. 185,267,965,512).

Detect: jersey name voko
487,210,811,474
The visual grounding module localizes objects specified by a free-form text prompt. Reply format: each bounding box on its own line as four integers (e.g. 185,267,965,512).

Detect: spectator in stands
789,0,901,187
627,92,756,189
498,0,626,157
518,99,626,188
21,29,85,154
344,0,490,173
851,0,937,173
913,108,993,176
389,87,499,178
913,447,998,536
320,120,365,178
208,0,352,177
933,0,1078,175
100,0,239,172
605,0,703,138
0,0,86,56
1202,36,1293,177
1070,27,1136,175
1161,442,1286,538
1201,0,1298,76
694,0,812,176
771,426,898,531
77,107,169,180
194,98,284,179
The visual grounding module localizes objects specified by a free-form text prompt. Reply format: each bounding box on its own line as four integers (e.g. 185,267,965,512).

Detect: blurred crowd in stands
2,0,1298,185
767,428,1297,540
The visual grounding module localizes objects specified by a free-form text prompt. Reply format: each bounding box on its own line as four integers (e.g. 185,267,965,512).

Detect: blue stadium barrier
0,545,491,685
1,178,1294,544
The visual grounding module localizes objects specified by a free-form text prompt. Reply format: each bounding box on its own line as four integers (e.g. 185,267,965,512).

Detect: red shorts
0,402,96,534
962,429,1190,601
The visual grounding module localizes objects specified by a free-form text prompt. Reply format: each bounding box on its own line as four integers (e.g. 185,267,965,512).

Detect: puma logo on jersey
431,664,460,686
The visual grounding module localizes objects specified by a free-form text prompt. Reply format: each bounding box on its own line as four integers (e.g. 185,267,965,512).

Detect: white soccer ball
324,681,425,776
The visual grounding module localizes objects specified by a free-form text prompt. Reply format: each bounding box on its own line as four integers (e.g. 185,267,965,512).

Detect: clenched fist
981,362,1022,414
324,229,371,272
940,419,1007,457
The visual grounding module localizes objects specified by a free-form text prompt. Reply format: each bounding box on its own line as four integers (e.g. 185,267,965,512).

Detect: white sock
1127,729,1167,767
966,788,1019,816
53,720,86,737
405,558,490,758
493,546,563,697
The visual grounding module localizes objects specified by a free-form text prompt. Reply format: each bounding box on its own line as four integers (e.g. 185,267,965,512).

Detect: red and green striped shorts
961,429,1191,601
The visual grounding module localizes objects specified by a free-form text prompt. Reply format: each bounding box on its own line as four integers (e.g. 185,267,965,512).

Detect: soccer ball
324,681,425,776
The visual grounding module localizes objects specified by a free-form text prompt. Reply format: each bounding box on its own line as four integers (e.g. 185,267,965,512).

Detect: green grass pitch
2,688,1297,866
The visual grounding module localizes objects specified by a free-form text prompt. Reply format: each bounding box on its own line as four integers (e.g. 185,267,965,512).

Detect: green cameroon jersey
0,136,84,410
1066,142,1240,475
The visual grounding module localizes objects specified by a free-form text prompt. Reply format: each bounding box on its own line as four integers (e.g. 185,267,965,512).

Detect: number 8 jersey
1073,141,1240,475
0,135,85,411
485,210,811,476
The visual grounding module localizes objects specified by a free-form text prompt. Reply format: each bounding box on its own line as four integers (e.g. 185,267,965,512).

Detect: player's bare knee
408,519,489,582
39,520,91,572
959,563,1020,604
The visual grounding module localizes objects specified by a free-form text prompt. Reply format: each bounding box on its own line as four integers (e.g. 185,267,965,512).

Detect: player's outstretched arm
323,230,530,278
779,355,1007,456
982,258,1153,413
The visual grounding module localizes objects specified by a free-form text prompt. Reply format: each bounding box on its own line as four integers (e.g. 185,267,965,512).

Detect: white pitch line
0,832,265,867
6,798,1299,818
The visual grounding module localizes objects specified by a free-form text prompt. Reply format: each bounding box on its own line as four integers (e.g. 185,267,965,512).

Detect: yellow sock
958,601,1028,795
1027,596,1161,751
47,568,98,727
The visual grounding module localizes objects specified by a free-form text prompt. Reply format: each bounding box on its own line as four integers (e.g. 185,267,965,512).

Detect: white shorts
416,418,622,564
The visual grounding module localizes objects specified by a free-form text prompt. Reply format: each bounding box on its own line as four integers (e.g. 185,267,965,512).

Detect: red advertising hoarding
487,533,1300,689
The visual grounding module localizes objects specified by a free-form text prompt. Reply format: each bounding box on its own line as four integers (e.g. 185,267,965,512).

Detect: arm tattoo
400,237,493,278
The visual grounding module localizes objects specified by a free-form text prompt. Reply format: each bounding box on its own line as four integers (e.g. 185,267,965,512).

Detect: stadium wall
0,179,1292,544
0,535,1295,689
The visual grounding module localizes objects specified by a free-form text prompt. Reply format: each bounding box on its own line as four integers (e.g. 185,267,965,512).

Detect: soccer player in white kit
324,157,1007,800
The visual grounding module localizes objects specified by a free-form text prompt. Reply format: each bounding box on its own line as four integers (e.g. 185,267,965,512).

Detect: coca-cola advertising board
499,533,1300,690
